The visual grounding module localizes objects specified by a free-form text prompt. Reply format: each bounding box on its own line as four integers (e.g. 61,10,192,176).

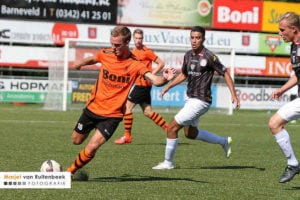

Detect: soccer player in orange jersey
66,26,176,177
114,28,169,145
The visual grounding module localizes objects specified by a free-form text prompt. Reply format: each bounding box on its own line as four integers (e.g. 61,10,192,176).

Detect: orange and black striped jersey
86,48,150,118
132,45,158,87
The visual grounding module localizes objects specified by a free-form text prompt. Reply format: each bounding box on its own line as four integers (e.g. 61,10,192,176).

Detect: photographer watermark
0,172,71,189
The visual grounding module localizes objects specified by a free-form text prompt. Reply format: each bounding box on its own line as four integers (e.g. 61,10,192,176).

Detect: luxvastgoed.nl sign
0,19,259,52
0,0,117,24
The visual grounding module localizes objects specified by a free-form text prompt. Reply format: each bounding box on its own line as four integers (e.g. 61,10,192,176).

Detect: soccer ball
40,160,63,172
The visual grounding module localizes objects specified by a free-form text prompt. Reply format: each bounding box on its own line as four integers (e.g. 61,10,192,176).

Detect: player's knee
143,108,152,117
268,115,284,134
184,126,197,139
268,118,275,130
185,132,197,139
71,132,86,145
185,133,193,139
166,121,180,139
72,138,83,145
72,137,83,145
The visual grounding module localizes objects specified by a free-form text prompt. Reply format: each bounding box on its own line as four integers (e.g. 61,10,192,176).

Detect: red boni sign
213,0,263,31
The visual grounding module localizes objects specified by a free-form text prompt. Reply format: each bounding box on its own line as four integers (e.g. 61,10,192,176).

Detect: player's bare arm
271,74,298,100
74,56,98,70
224,72,240,109
145,67,176,86
151,57,165,75
161,72,186,98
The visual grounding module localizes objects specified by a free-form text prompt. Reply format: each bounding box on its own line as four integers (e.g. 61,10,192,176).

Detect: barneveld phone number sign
0,0,117,24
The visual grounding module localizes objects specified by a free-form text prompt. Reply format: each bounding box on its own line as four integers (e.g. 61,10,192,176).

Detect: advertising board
0,0,116,24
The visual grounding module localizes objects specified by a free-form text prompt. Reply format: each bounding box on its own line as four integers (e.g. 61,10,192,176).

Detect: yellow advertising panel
262,1,300,33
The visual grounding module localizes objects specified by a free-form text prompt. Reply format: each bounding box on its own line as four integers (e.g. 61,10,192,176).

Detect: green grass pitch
1,103,300,199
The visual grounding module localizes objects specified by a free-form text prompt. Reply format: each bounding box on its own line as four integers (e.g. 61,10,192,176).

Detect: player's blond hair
133,28,143,36
111,26,131,44
278,12,300,29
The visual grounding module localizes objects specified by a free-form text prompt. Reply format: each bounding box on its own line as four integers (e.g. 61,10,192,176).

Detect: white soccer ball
40,160,63,172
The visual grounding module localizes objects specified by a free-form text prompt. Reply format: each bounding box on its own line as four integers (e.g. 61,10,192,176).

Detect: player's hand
160,86,169,98
271,88,282,100
163,67,177,81
74,61,82,70
232,96,240,110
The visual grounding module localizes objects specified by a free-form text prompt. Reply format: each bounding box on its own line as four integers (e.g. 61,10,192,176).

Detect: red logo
52,23,79,46
213,0,263,31
88,27,97,39
242,35,250,46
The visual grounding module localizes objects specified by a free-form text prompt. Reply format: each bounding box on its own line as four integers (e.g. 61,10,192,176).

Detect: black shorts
74,108,123,140
128,85,152,105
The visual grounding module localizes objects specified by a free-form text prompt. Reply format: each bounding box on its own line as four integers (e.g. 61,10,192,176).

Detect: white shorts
174,97,210,127
277,98,300,122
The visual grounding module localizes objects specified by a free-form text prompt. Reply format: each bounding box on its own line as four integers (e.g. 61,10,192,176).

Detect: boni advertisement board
212,0,263,31
117,0,213,27
0,0,117,24
262,1,300,33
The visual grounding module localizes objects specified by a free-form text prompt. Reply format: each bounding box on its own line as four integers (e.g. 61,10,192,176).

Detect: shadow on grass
133,142,191,146
287,187,300,190
179,165,265,171
90,174,208,183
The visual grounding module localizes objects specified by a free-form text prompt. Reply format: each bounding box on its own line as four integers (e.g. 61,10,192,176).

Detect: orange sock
67,147,95,174
149,112,168,131
123,113,133,138
163,122,169,132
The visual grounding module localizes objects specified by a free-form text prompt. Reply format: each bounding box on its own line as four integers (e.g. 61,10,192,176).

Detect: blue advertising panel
151,85,217,108
211,86,217,108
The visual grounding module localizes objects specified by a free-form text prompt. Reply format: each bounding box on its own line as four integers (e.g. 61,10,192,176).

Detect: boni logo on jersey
102,69,130,83
101,69,131,89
